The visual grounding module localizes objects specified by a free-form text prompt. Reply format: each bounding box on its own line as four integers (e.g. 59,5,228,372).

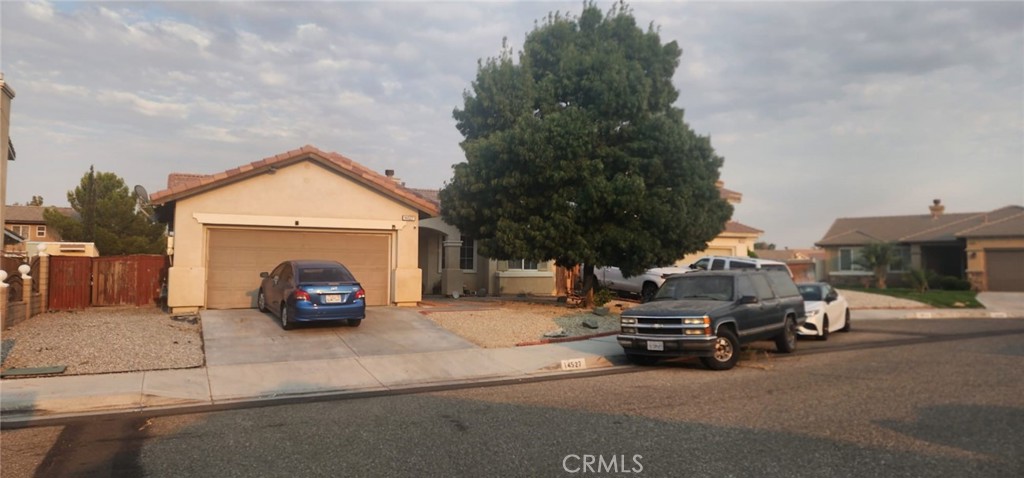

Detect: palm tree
856,242,901,289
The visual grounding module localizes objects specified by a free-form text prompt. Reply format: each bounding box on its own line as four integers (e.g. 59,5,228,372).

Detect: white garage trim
193,212,405,231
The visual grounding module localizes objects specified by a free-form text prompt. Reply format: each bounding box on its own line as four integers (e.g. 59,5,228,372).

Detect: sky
2,0,1022,249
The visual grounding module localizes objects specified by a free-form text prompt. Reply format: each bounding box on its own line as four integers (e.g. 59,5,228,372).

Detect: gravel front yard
1,306,203,377
420,299,636,348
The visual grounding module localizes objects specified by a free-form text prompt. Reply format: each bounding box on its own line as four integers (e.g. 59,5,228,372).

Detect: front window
798,285,823,302
459,236,475,271
36,225,46,237
839,248,866,271
508,259,539,270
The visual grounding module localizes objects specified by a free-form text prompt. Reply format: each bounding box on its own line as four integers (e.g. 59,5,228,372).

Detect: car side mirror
739,295,759,305
825,292,837,303
260,272,269,278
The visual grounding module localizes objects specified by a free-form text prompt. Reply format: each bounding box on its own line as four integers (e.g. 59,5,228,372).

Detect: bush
928,275,971,291
593,288,614,307
905,268,930,293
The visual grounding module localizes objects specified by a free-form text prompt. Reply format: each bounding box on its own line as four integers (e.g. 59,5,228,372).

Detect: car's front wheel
700,328,739,370
257,290,268,312
280,305,294,330
820,315,830,341
775,317,797,353
840,309,852,332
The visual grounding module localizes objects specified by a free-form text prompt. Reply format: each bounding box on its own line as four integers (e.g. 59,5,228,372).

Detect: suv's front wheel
700,328,739,370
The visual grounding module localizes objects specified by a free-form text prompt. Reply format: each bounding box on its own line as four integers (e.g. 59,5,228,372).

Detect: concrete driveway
201,307,478,366
977,292,1024,313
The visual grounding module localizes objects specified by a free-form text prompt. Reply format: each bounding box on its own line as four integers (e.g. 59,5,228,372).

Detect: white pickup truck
595,265,693,302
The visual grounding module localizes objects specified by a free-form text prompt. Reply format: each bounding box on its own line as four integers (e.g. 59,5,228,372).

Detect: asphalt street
2,318,1022,478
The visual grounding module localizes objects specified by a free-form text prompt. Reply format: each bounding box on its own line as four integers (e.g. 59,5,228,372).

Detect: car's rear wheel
700,328,739,370
840,309,852,332
280,304,294,330
626,354,660,366
820,315,830,341
348,319,361,327
641,283,658,303
775,317,797,353
257,290,268,312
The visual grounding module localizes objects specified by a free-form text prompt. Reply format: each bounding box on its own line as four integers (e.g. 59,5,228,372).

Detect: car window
798,285,822,301
655,276,734,301
736,276,757,299
691,258,710,271
766,270,800,297
763,264,787,272
750,274,775,300
731,260,756,270
710,259,726,270
270,263,287,278
299,266,355,283
279,265,293,283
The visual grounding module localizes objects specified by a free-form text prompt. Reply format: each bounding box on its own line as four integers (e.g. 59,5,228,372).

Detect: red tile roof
149,145,439,216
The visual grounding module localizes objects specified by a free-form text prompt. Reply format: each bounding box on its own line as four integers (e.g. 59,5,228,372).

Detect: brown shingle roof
4,205,77,224
817,205,1024,246
956,210,1024,238
149,145,439,216
723,220,762,235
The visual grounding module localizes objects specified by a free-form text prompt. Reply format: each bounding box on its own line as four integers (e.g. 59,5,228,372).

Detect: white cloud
96,91,189,118
23,0,54,22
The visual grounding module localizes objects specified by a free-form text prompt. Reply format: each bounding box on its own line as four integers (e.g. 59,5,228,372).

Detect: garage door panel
208,229,390,309
986,249,1024,292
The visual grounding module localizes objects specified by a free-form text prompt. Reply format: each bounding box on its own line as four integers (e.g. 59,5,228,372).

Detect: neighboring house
149,145,439,315
3,205,77,254
816,200,1024,291
753,248,826,283
1,73,15,248
414,182,764,297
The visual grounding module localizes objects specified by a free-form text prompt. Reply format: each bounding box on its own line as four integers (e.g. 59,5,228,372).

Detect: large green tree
44,166,165,255
440,2,732,290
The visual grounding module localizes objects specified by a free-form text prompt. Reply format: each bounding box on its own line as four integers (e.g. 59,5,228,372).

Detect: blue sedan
257,260,366,330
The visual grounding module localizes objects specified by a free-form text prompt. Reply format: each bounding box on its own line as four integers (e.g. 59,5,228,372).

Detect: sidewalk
0,335,627,424
3,298,1022,424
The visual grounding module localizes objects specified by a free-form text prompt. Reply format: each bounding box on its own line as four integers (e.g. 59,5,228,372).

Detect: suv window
731,260,756,270
750,274,775,300
655,276,734,301
736,275,757,299
766,271,800,298
710,259,726,270
691,258,710,271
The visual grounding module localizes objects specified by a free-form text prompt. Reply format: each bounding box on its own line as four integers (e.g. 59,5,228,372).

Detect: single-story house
413,182,764,298
815,200,1024,291
150,145,439,314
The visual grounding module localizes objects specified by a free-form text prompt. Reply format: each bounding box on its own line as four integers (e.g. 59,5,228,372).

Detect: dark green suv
617,270,806,370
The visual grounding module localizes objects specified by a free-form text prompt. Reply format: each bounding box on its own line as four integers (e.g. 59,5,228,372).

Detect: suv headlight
621,317,637,325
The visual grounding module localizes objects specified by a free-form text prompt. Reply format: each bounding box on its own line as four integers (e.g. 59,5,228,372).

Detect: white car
797,282,850,339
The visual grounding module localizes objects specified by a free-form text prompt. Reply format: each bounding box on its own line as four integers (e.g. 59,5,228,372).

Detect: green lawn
848,288,983,309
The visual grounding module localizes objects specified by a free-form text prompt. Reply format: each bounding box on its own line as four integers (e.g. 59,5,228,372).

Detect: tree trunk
581,264,597,307
875,266,887,289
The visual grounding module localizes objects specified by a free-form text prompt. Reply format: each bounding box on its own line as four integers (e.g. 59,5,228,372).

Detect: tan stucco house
816,200,1024,291
3,205,79,254
150,146,439,314
413,182,763,298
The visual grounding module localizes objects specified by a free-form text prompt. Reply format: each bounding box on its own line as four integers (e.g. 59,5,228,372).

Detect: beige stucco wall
166,161,424,312
965,237,1024,290
0,76,14,241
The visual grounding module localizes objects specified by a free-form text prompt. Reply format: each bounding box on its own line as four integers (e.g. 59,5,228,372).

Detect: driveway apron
201,307,478,367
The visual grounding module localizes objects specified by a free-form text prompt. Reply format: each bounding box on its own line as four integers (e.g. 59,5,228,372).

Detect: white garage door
207,228,391,308
986,249,1024,292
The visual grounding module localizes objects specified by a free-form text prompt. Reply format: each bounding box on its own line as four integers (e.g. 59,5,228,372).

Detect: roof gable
150,145,438,216
817,205,1024,246
4,205,77,224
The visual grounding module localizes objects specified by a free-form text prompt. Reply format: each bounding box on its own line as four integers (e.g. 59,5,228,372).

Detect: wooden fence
46,255,168,310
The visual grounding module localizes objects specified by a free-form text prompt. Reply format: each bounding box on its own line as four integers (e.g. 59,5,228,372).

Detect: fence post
0,270,8,328
38,245,50,312
19,264,32,323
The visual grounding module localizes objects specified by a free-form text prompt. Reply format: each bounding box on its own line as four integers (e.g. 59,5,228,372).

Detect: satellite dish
134,185,151,207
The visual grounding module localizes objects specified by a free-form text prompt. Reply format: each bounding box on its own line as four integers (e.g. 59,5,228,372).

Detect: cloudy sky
2,1,1022,248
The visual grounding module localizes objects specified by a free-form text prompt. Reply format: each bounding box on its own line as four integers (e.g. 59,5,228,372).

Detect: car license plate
323,294,342,304
646,341,664,351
